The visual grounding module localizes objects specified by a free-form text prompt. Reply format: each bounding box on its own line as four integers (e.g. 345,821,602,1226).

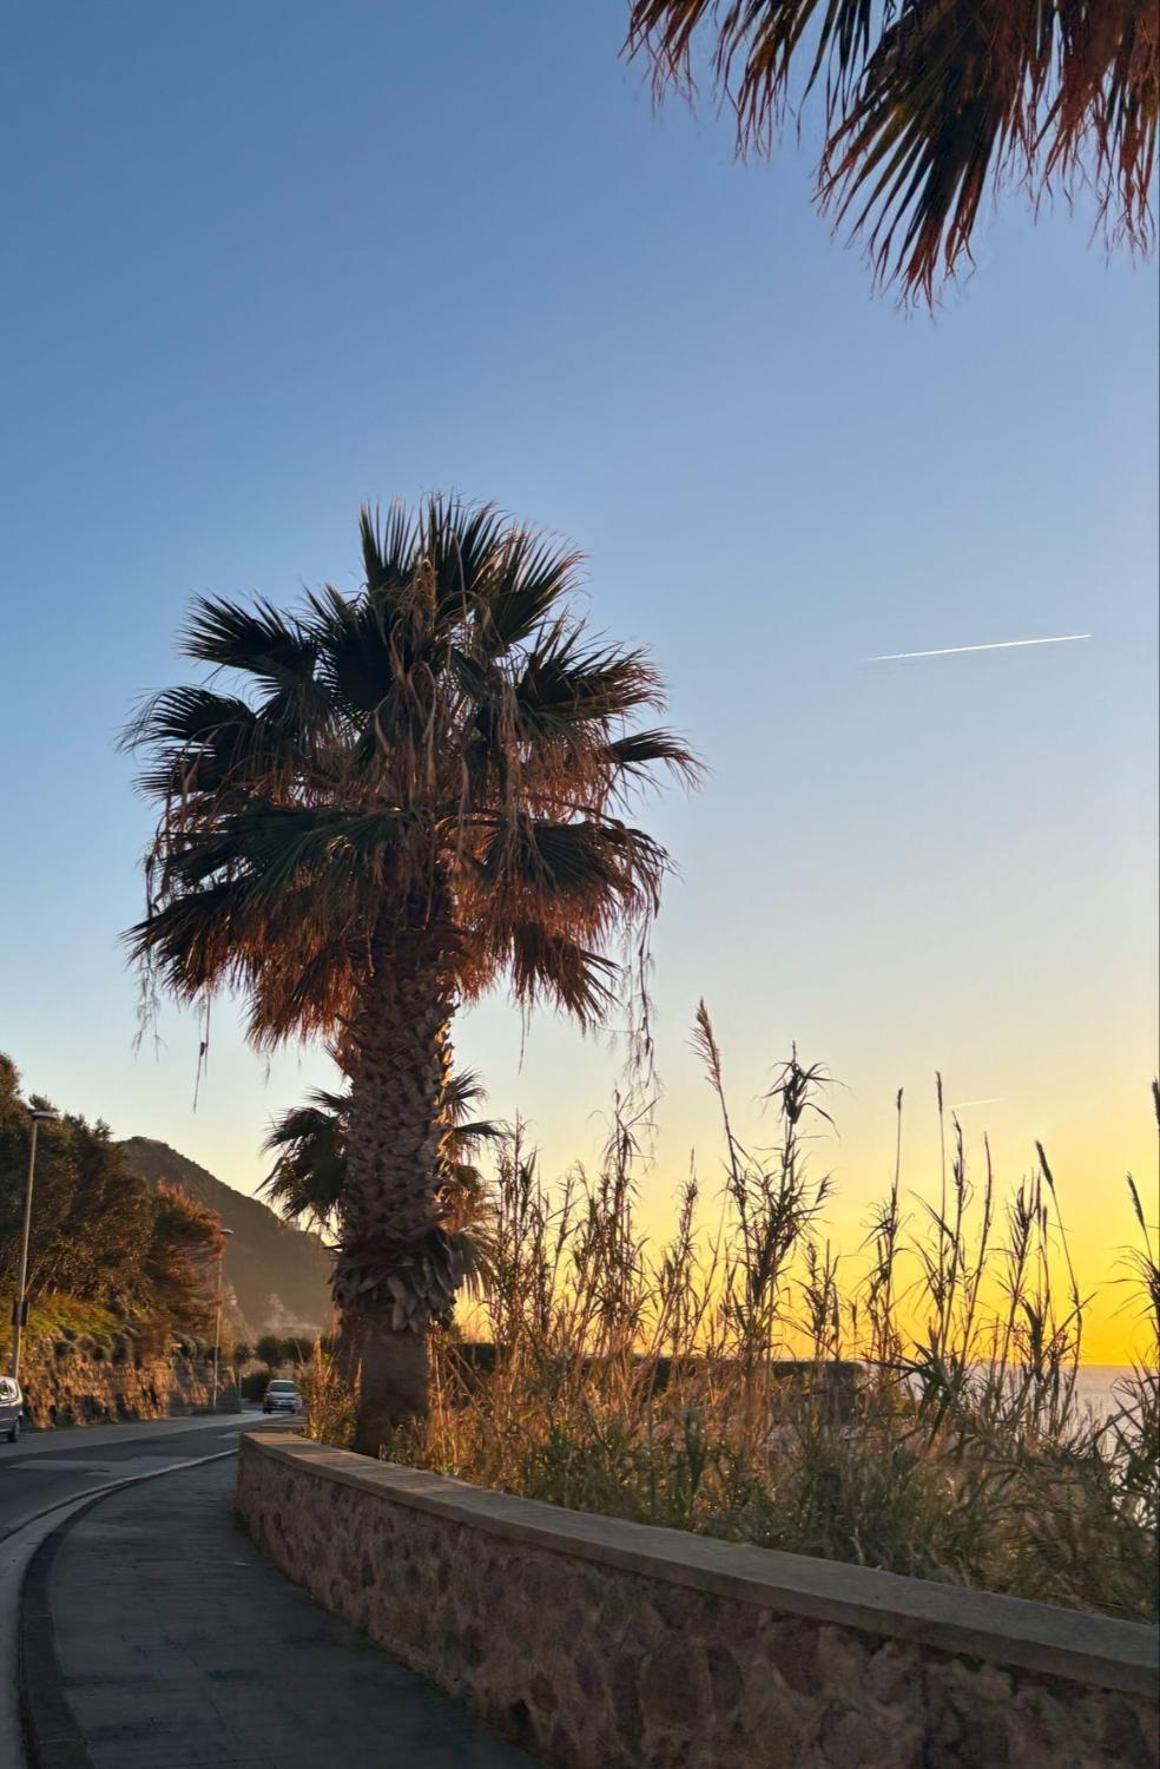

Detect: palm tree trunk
335,918,454,1456
337,1305,430,1436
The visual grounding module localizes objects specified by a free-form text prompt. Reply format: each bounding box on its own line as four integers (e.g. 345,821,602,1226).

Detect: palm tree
126,496,698,1451
262,1068,502,1297
627,0,1157,300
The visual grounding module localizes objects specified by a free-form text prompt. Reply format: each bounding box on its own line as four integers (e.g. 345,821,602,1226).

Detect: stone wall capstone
236,1432,1158,1769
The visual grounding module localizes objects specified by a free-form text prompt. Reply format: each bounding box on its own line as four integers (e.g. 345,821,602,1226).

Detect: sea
1074,1365,1142,1424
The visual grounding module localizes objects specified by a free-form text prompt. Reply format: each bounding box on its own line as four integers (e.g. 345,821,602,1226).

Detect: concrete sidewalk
22,1456,537,1768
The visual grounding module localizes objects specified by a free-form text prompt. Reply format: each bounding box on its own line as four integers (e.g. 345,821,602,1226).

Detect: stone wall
18,1341,219,1428
236,1434,1158,1769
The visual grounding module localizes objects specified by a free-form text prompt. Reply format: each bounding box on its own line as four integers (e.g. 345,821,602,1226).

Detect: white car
262,1379,302,1416
0,1375,23,1443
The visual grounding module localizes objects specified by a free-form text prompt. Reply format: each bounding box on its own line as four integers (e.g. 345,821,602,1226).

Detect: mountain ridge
119,1136,332,1339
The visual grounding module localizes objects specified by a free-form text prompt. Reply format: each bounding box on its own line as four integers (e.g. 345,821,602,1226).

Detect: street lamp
210,1226,235,1411
11,1107,57,1383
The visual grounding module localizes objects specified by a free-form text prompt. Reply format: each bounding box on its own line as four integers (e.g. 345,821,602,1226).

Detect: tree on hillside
126,496,698,1451
0,1054,223,1342
142,1183,224,1339
1,1056,152,1306
263,1068,501,1290
1,1059,148,1306
627,0,1158,300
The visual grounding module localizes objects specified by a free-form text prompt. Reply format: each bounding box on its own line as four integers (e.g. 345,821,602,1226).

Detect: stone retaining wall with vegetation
18,1342,218,1428
236,1432,1157,1769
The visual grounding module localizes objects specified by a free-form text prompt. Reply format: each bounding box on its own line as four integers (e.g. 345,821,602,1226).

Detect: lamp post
11,1107,57,1383
210,1226,235,1411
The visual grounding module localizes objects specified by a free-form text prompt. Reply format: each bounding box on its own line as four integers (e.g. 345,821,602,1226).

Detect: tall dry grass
312,1011,1159,1622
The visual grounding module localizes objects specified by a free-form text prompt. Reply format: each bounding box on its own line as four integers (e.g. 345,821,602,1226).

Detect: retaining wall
236,1432,1158,1769
18,1345,218,1428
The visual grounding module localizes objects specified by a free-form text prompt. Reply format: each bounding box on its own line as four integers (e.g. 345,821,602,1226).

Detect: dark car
262,1379,302,1416
0,1375,24,1443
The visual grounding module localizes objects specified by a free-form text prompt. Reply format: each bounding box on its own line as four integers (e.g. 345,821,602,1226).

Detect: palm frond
474,529,583,656
628,0,875,140
261,1093,347,1236
503,924,620,1026
124,686,258,750
262,1093,347,1151
473,818,668,943
124,686,317,798
183,596,319,683
359,499,416,599
127,874,361,1048
421,495,515,628
263,1071,500,1281
439,1067,504,1141
508,631,666,750
820,0,1021,299
627,0,1158,299
604,728,706,793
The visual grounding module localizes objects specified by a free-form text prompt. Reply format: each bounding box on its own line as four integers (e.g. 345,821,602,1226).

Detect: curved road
0,1410,251,1538
4,1412,535,1769
0,1411,253,1768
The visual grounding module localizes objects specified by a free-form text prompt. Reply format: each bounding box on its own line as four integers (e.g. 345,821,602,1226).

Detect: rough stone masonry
237,1432,1159,1769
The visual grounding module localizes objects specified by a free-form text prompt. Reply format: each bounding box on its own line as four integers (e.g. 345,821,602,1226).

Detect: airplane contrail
867,633,1092,663
951,1097,1005,1110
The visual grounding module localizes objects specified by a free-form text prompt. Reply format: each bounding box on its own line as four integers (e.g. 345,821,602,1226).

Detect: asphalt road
0,1412,252,1538
0,1411,261,1769
33,1456,535,1769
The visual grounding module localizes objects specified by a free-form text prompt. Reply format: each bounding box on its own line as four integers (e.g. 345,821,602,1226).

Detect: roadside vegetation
122,499,1157,1617
0,1053,225,1361
236,1333,321,1400
304,1018,1159,1623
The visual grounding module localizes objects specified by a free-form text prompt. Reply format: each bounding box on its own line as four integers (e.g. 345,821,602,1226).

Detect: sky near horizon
1,4,1156,1360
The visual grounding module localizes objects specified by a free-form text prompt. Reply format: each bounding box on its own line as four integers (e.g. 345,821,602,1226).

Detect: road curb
19,1525,89,1769
18,1448,239,1769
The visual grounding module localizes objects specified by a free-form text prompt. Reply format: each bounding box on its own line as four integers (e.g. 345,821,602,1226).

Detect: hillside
120,1137,332,1339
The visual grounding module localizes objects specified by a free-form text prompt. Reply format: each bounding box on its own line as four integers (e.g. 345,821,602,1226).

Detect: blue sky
2,4,1156,1342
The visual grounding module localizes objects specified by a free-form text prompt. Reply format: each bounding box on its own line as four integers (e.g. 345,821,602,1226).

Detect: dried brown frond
627,0,1158,300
